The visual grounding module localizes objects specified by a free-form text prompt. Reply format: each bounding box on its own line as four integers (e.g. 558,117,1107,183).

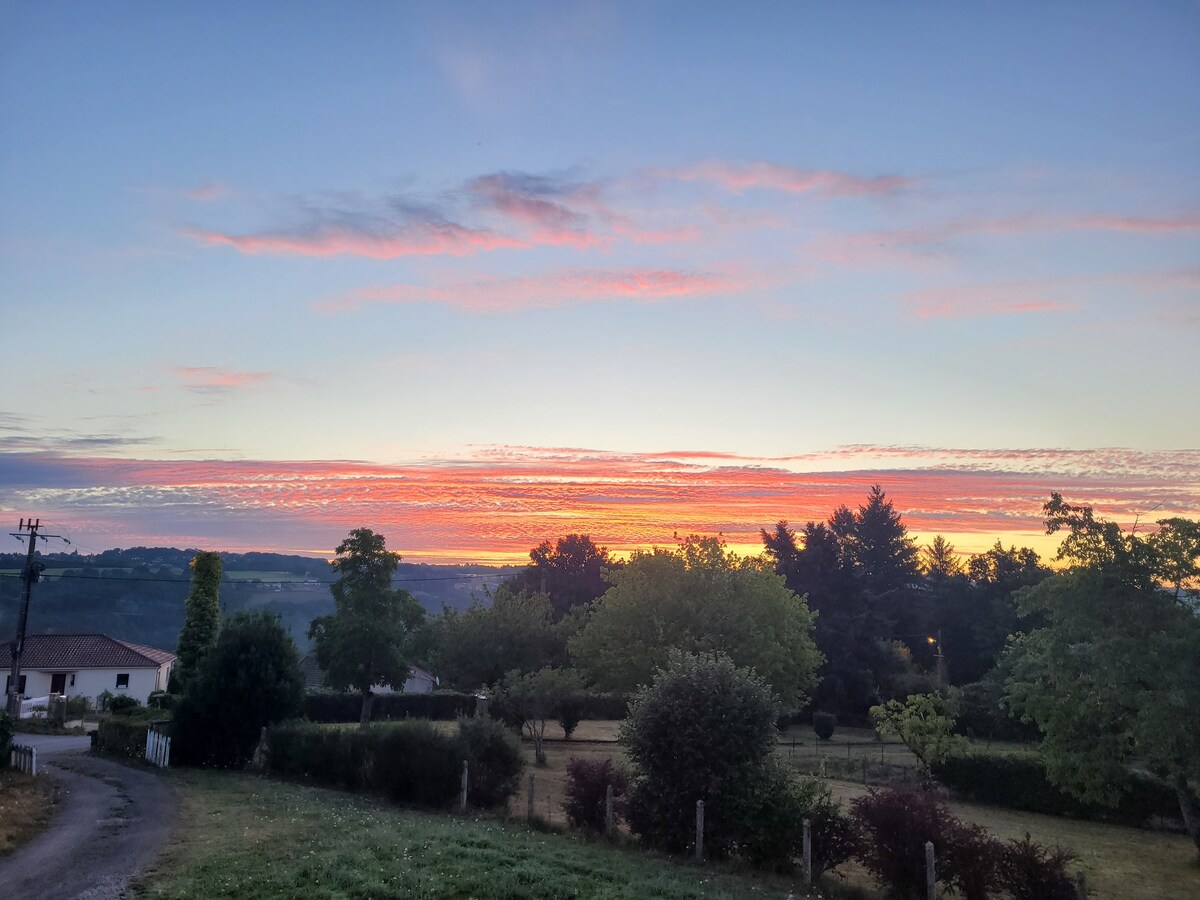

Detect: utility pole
7,518,67,718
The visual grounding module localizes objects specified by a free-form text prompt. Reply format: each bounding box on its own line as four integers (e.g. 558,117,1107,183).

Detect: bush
64,694,93,716
563,757,629,832
96,716,148,758
942,821,1005,900
108,695,141,715
173,611,305,768
374,720,462,805
725,760,857,876
454,716,523,807
1000,835,1078,900
147,691,178,711
851,787,997,898
621,650,780,857
812,711,837,741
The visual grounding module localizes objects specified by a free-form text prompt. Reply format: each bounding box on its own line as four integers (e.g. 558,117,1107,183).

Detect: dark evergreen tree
173,551,222,691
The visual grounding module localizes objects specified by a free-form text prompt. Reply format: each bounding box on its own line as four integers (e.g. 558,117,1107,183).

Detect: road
0,743,178,900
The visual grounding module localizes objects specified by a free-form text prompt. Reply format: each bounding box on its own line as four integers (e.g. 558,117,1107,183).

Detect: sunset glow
1,5,1197,562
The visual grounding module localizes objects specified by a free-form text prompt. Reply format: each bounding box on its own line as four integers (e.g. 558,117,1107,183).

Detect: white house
5,634,176,705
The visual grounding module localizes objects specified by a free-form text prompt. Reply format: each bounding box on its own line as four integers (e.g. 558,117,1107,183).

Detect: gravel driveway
0,750,178,900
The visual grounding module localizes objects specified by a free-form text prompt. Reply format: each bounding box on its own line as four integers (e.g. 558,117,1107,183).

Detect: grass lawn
0,768,58,855
136,769,839,900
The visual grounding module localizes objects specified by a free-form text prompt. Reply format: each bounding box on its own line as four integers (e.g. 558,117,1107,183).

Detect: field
136,769,827,899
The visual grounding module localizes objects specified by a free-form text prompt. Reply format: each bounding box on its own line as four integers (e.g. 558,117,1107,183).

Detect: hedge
266,716,522,809
96,716,152,758
303,691,480,723
303,689,629,724
933,751,1183,830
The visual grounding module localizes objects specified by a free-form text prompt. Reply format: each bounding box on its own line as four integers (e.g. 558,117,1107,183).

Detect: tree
848,485,920,595
504,534,616,620
1004,497,1200,856
308,529,424,725
430,588,567,689
492,667,585,764
921,535,963,581
172,610,304,768
570,536,822,709
869,693,966,772
173,551,222,691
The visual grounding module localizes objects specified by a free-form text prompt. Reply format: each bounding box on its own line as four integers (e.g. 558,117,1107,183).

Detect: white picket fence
10,743,37,775
145,728,171,768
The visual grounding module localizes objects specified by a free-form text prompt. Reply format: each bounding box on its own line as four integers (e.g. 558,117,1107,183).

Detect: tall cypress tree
174,551,222,691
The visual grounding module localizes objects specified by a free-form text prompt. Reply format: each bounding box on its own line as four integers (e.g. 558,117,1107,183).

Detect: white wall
19,667,164,704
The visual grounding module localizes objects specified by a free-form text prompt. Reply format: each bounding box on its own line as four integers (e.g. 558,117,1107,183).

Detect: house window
116,673,130,689
5,675,26,694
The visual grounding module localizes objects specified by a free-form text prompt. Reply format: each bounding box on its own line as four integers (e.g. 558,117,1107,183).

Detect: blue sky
1,2,1197,560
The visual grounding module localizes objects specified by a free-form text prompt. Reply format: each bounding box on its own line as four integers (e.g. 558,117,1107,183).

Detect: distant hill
0,547,521,653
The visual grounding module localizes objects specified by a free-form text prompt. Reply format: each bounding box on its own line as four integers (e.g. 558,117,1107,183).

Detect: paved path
11,733,94,757
0,752,178,900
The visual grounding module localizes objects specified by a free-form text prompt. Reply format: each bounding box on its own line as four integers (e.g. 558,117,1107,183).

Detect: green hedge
933,752,1183,830
266,717,523,809
302,691,480,723
96,716,149,758
302,689,628,724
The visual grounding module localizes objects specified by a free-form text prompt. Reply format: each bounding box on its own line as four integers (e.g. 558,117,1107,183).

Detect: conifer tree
174,551,222,691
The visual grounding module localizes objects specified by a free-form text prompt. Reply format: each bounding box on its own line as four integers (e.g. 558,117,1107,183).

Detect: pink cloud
184,223,526,259
655,160,913,197
903,285,1080,320
184,182,229,202
172,366,272,392
1070,213,1200,233
318,268,750,314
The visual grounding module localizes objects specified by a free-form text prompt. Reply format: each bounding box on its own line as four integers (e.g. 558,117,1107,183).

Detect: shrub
1000,835,1078,900
563,757,629,832
173,610,305,768
455,716,523,807
725,760,857,876
96,716,148,758
852,787,979,898
557,693,585,739
621,650,780,857
64,694,93,716
108,695,141,715
812,711,837,741
942,821,1005,900
147,691,178,712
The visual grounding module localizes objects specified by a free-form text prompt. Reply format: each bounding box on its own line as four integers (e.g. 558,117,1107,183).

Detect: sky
1,2,1198,564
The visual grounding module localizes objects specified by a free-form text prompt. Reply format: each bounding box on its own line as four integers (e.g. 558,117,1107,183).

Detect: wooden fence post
802,818,812,886
460,760,469,814
695,800,704,862
605,783,614,837
925,840,935,900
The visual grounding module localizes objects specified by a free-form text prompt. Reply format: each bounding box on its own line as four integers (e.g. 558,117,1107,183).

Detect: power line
0,571,513,586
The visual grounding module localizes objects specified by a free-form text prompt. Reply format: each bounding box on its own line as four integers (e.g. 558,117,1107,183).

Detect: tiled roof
19,634,176,670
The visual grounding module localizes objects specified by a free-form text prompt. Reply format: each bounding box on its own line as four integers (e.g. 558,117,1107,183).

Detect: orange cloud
317,268,750,314
654,160,913,197
4,446,1197,564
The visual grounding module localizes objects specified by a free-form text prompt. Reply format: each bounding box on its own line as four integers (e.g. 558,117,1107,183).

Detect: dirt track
0,751,177,900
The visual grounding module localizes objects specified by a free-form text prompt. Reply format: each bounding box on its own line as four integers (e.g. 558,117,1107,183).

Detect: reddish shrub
563,757,629,832
1000,834,1079,900
942,821,1005,900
